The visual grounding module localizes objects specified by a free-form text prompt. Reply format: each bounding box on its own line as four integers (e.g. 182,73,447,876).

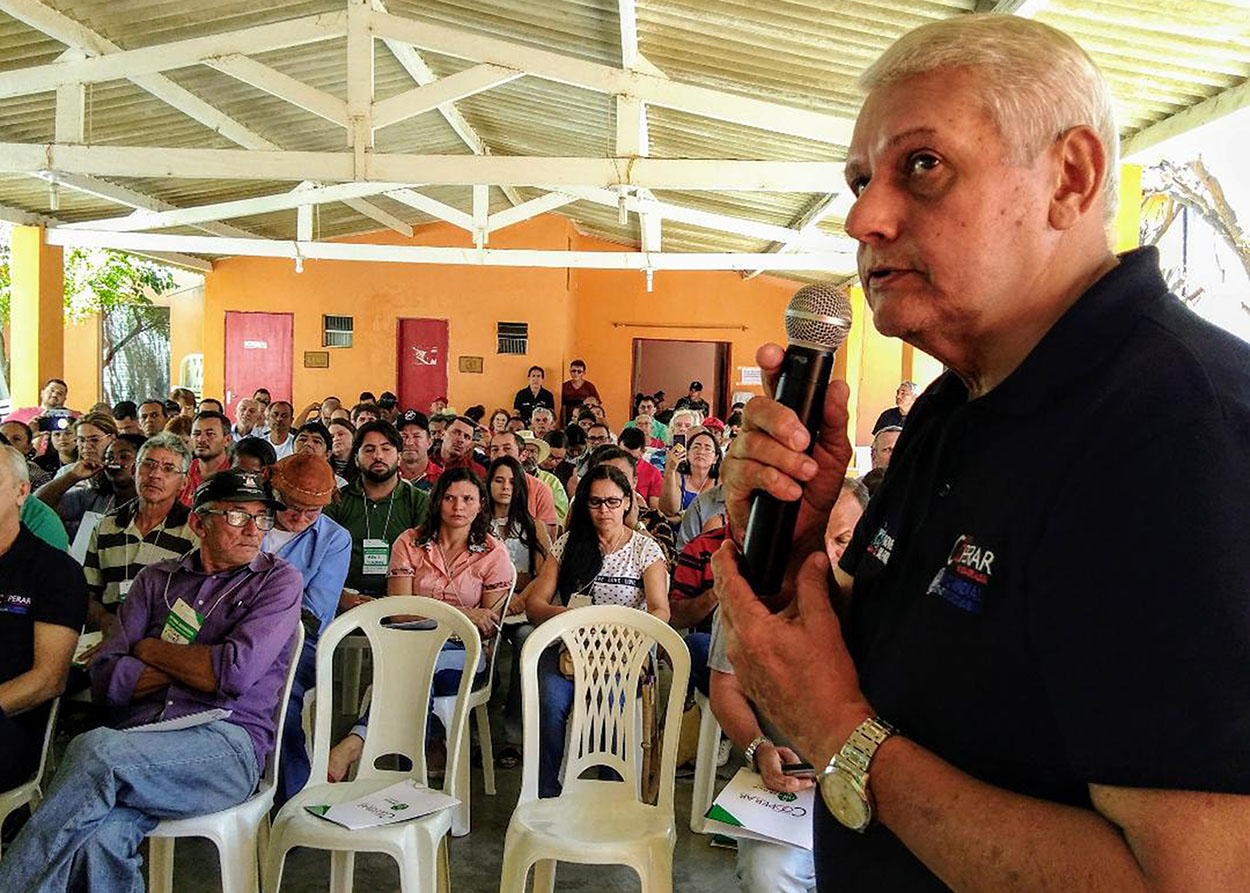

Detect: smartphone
37,410,71,433
672,433,686,449
781,762,815,777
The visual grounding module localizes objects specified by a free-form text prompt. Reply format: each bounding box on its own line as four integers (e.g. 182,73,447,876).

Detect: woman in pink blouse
327,467,513,781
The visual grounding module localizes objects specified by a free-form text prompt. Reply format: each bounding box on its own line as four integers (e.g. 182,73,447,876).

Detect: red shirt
635,458,663,506
429,451,487,483
670,526,729,633
178,455,229,506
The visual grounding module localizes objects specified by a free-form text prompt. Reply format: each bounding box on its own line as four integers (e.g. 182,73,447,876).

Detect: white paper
705,767,814,850
124,708,232,733
69,510,105,564
73,630,103,666
739,366,763,386
312,779,459,830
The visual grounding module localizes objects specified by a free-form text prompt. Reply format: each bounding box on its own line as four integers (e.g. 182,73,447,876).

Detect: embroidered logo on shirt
0,592,32,615
865,525,895,566
926,534,996,614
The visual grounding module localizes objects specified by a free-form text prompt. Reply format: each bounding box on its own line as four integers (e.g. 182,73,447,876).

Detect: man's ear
1048,125,1107,231
16,481,30,507
188,509,206,538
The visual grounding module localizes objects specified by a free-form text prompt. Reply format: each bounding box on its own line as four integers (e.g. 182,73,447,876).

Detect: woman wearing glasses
523,464,669,797
658,427,720,521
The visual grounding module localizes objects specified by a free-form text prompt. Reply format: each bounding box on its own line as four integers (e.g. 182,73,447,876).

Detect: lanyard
362,483,400,541
125,511,169,580
162,561,255,622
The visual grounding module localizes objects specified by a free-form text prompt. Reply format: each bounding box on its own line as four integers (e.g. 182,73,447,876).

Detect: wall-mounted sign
459,356,484,374
243,340,268,349
739,366,763,386
303,351,330,368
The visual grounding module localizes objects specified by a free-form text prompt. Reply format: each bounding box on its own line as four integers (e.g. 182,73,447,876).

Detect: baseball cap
192,469,283,511
689,381,703,391
396,409,428,430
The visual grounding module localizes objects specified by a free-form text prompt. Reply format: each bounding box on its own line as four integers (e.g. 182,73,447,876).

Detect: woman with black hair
659,426,719,519
326,467,513,782
523,464,669,797
488,455,552,768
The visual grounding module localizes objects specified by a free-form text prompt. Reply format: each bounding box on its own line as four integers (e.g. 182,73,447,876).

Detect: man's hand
70,457,104,481
756,742,816,794
338,590,374,613
133,666,174,697
721,344,853,568
715,543,871,768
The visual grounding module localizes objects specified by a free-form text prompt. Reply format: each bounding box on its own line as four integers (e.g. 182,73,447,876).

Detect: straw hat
270,453,338,507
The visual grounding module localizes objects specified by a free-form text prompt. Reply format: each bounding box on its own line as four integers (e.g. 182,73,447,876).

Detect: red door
224,311,293,410
397,318,449,414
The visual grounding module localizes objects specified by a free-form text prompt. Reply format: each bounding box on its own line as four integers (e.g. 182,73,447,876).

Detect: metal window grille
323,314,353,348
497,321,528,355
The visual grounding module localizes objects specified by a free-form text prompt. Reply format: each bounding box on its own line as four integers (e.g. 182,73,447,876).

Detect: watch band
743,735,770,770
836,715,897,776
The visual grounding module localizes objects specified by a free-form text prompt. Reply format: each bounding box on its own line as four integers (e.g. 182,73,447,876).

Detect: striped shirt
83,500,199,610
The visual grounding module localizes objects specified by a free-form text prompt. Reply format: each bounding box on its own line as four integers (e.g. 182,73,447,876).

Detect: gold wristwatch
817,715,897,832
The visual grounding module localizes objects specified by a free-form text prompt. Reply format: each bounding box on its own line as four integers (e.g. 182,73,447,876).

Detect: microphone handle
741,344,836,597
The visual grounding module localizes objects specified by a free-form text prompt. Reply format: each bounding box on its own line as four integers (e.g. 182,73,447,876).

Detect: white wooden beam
618,0,639,71
369,8,856,146
342,197,413,236
386,188,474,231
53,50,86,143
346,0,374,171
744,191,850,279
2,143,845,190
0,203,56,226
472,185,488,248
35,171,259,239
0,11,346,99
0,203,212,270
372,64,522,131
975,0,1049,14
486,192,575,233
0,0,279,150
1121,78,1250,160
46,228,856,272
296,204,313,242
207,55,349,127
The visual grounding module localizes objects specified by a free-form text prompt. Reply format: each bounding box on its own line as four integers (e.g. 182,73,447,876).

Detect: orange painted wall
163,285,204,390
62,314,100,408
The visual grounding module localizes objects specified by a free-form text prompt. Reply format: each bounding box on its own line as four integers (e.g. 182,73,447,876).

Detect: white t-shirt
492,517,536,574
550,528,665,609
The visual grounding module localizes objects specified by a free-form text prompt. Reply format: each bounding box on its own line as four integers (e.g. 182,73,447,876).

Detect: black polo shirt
512,386,555,423
825,248,1250,889
0,524,88,736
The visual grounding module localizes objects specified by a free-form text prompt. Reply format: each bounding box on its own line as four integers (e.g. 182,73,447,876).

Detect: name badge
160,598,203,645
118,580,133,601
362,538,390,575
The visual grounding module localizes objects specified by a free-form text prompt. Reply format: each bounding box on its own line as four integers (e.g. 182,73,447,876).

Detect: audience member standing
559,360,600,426
674,380,710,416
513,366,555,425
872,381,917,433
3,377,79,426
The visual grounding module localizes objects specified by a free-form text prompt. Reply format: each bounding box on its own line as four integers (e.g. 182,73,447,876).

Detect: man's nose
844,178,901,245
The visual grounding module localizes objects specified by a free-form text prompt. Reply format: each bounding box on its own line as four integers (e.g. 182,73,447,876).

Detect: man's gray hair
872,425,904,447
0,445,29,484
860,15,1118,222
841,476,871,510
137,431,193,473
531,407,555,422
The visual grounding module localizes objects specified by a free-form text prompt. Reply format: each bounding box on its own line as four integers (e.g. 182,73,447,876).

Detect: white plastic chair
500,605,690,893
688,689,722,835
430,564,516,837
0,697,60,859
265,597,481,893
146,625,304,893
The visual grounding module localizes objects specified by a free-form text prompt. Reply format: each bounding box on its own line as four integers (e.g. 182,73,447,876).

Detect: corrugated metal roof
0,0,1246,275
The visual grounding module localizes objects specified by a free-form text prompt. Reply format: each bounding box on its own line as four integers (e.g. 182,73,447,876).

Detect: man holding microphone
715,14,1249,892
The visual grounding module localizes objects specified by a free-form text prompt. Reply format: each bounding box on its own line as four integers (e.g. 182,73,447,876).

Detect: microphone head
785,283,853,352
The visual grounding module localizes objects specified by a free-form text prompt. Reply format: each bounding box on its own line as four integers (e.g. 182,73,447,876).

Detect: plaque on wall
459,356,484,374
304,351,330,368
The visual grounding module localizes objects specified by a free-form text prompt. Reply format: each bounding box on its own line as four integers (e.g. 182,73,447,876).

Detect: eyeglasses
139,458,184,476
587,496,624,510
280,505,321,518
76,435,108,446
587,435,609,444
199,508,275,530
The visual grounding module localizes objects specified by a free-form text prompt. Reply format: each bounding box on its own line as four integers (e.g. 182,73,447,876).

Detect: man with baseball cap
264,454,351,802
675,380,710,416
0,470,302,892
396,410,442,491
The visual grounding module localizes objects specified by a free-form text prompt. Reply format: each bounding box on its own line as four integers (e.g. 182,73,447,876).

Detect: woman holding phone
659,427,720,520
326,467,513,781
523,465,669,796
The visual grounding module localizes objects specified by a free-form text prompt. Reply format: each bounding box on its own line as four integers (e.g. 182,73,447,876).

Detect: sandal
495,746,522,769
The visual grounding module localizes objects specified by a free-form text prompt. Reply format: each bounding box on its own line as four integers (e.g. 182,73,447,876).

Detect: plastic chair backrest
310,596,481,795
481,564,518,684
259,624,305,791
517,605,690,811
33,697,60,788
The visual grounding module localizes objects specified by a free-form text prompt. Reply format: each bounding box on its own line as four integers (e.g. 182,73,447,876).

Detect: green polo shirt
324,477,431,595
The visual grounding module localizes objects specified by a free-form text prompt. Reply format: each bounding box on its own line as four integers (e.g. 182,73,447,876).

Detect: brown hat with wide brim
270,453,338,507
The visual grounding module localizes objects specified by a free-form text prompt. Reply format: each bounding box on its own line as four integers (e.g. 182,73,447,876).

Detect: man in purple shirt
0,470,301,892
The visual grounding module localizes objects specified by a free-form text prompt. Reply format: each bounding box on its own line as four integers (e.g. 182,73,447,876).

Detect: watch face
820,772,871,831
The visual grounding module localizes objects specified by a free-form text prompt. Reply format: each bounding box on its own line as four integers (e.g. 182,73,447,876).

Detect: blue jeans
0,720,259,893
536,648,628,798
687,631,711,697
278,637,318,805
736,837,816,892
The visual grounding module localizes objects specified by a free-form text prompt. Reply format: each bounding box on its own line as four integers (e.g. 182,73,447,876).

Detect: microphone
741,283,853,596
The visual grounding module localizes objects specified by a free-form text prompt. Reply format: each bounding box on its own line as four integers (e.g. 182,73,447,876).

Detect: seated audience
397,410,442,491
618,427,662,510
36,415,132,542
327,418,357,481
623,394,666,445
858,465,886,495
585,445,677,571
326,467,512,781
169,387,197,418
871,425,902,470
529,407,557,439
0,434,68,550
179,410,233,504
676,483,727,549
487,432,557,538
137,399,167,438
487,456,552,769
519,432,568,526
264,400,297,459
0,445,86,791
163,414,193,448
523,465,669,797
323,421,431,608
2,419,52,489
659,427,720,520
230,436,277,472
111,401,141,436
350,402,379,427
198,398,224,414
0,470,301,893
231,397,264,440
433,416,488,480
83,433,198,641
540,431,576,492
293,421,333,459
35,424,76,477
488,408,511,436
263,455,351,803
674,380,710,416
